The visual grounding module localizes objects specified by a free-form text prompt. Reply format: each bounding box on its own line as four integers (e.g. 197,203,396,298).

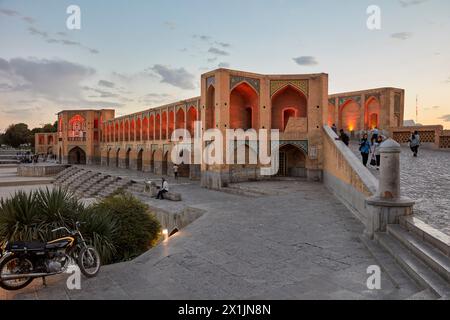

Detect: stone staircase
0,149,22,165
53,166,135,199
364,222,450,300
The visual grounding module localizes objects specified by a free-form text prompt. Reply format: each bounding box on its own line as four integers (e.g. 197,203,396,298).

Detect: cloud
138,93,173,106
164,21,176,30
424,105,441,111
193,34,212,42
3,9,99,54
0,57,95,100
207,57,218,63
293,56,319,66
218,62,230,68
399,0,429,7
98,80,115,88
391,32,413,40
439,114,450,122
445,77,450,83
0,8,19,16
28,26,48,38
216,42,231,48
208,47,229,56
149,65,195,90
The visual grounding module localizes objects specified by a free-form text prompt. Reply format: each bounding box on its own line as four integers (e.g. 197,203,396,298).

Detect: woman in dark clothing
359,133,371,167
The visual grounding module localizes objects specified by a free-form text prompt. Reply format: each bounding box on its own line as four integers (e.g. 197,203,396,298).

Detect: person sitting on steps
156,177,169,200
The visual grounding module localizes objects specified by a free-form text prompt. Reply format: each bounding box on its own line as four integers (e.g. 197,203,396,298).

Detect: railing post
364,138,415,239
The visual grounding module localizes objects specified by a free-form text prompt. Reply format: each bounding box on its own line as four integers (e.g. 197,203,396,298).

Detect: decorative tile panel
338,96,361,107
270,80,308,97
230,76,260,93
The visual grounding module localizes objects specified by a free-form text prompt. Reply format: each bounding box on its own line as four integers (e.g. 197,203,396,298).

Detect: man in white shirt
156,178,169,200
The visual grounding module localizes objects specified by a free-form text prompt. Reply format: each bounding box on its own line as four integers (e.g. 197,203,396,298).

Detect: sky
1,0,450,131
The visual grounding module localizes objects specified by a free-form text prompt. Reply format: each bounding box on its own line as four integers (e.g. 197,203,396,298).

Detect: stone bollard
364,138,415,239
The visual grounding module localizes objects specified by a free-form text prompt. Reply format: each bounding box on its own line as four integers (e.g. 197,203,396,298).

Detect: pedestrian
173,164,179,180
408,131,421,157
372,136,383,170
371,127,379,142
331,124,338,134
156,178,169,200
336,129,350,146
359,133,371,167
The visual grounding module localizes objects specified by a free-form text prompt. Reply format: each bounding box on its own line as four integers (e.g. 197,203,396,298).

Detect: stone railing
322,125,378,224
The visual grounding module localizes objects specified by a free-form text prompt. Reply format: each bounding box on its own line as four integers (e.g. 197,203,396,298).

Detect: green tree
3,123,31,148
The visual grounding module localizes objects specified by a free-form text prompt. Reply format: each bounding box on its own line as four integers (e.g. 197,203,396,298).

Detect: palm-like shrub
0,190,42,241
0,187,117,264
91,192,161,263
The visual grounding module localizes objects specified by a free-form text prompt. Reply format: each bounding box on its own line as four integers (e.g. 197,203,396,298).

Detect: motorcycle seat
6,241,46,251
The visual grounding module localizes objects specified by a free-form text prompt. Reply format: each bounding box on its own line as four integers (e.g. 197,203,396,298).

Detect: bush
91,192,161,263
0,187,117,264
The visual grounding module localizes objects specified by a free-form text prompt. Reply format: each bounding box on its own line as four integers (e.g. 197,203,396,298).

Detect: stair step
220,187,262,198
388,224,450,282
406,289,438,300
359,235,421,297
375,232,450,299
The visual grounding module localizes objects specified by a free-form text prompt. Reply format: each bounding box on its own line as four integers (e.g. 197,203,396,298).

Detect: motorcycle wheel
77,246,101,278
0,255,34,291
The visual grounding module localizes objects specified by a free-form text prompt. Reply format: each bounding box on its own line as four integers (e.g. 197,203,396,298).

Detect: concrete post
364,138,415,239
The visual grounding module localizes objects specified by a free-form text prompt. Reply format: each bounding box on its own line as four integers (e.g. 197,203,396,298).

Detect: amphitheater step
375,230,450,299
220,186,263,198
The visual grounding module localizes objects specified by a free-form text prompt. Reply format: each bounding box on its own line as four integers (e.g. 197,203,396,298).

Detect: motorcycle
0,221,101,291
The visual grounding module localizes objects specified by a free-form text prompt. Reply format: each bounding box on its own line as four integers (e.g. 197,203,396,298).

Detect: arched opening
124,120,129,141
58,147,62,163
137,149,143,171
130,119,135,141
155,114,161,140
68,114,86,140
277,144,306,177
136,118,141,141
115,123,119,142
205,85,215,129
365,97,380,130
150,150,155,173
162,111,168,140
149,115,155,140
142,117,148,141
68,147,86,165
187,106,197,136
162,151,168,175
169,228,179,237
271,85,307,132
119,121,124,141
106,148,111,166
177,149,191,178
47,135,53,145
116,149,120,167
230,82,259,130
176,108,185,129
109,123,113,142
283,108,297,131
339,100,361,132
168,111,175,140
125,148,131,169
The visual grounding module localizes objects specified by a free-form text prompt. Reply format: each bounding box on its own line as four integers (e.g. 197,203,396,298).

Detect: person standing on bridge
359,133,371,167
372,135,383,170
336,129,350,146
173,164,179,180
408,131,421,157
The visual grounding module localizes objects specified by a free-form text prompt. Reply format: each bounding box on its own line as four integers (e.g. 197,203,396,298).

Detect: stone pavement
350,143,450,236
2,180,420,300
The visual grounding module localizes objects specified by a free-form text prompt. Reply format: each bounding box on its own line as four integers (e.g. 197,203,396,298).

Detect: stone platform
3,180,424,300
17,163,68,177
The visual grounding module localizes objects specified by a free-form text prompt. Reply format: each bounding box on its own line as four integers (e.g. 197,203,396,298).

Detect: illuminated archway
130,119,135,141
68,114,86,139
205,85,215,129
149,115,155,140
142,117,148,141
187,106,198,136
124,120,129,141
136,118,141,141
176,108,185,129
162,111,168,140
339,100,361,132
271,85,307,132
155,114,161,140
168,111,175,140
230,82,259,130
137,149,143,171
365,97,380,129
277,144,306,177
